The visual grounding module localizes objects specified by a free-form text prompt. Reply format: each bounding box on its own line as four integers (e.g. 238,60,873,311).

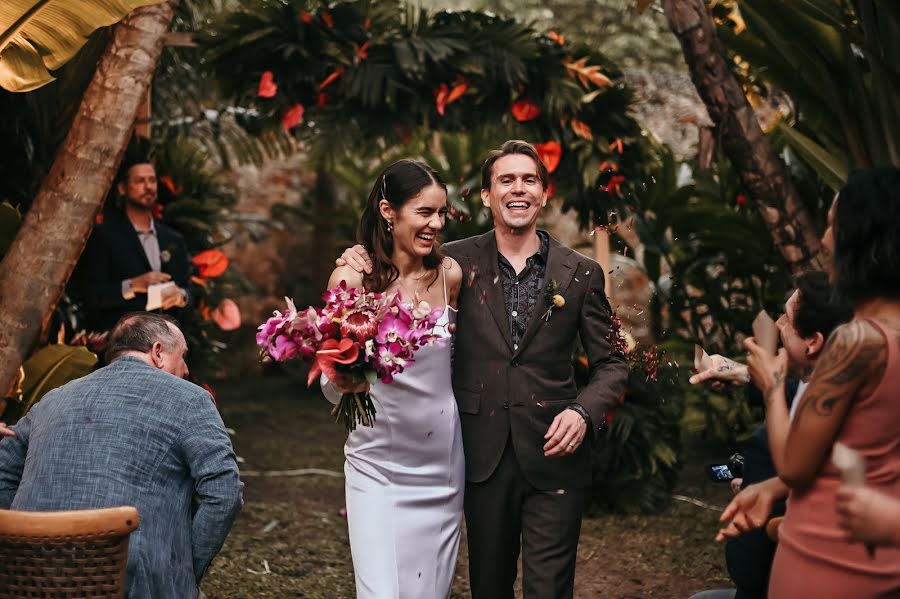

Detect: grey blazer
0,357,243,598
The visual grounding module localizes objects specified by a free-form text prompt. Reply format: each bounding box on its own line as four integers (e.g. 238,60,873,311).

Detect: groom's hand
335,245,373,274
543,409,586,457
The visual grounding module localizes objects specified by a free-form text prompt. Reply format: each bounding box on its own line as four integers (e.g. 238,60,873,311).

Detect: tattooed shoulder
800,320,886,418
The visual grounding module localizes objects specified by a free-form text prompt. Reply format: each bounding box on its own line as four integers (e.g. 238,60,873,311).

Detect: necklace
397,269,430,304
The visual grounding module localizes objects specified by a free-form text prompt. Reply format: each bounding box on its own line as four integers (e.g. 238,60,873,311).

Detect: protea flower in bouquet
257,282,445,431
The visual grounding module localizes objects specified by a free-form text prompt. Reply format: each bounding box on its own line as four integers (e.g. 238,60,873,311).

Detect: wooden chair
0,506,139,598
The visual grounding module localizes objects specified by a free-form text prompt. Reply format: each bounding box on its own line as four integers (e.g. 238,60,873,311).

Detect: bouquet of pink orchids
257,281,445,431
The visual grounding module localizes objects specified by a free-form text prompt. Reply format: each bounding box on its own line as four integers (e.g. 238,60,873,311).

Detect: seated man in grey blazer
0,313,243,599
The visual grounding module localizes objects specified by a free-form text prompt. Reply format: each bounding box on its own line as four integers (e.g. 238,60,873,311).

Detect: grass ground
201,374,735,598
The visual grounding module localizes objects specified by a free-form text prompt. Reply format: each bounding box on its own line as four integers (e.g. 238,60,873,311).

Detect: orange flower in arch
434,77,468,116
192,249,229,278
257,71,277,98
282,104,305,131
511,99,541,122
319,67,344,90
212,298,242,331
570,118,593,140
534,141,562,174
159,175,183,196
548,31,565,45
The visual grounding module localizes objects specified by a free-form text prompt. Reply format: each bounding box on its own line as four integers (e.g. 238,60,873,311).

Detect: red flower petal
94,213,104,225
192,249,229,278
434,83,449,116
446,78,468,103
308,338,360,387
257,70,278,98
282,103,305,131
319,67,344,91
534,141,562,174
511,99,541,122
152,203,164,220
212,298,242,331
570,118,593,140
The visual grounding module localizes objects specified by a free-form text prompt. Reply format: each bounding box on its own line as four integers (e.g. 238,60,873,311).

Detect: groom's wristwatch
566,403,593,430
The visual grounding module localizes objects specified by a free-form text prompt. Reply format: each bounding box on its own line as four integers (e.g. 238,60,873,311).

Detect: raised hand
335,245,373,274
716,477,788,541
689,354,750,386
744,337,788,403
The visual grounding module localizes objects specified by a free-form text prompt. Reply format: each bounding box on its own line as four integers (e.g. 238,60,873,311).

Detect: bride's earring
386,219,393,233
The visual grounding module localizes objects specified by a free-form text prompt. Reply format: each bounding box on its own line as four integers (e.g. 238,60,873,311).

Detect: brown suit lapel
473,231,514,352
513,238,579,357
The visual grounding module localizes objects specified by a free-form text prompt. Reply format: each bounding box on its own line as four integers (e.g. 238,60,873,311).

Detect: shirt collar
496,230,549,265
133,218,157,237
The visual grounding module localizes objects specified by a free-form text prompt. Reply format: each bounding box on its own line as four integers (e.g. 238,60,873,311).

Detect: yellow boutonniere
542,279,564,321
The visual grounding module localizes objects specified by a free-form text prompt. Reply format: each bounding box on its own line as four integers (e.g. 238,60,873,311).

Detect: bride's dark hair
357,159,447,293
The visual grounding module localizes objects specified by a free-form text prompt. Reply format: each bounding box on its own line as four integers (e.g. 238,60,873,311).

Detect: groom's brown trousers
464,437,591,599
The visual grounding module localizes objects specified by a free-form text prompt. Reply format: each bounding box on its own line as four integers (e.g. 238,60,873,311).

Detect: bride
322,159,464,598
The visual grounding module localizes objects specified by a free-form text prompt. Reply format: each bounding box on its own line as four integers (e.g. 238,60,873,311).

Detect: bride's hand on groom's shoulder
336,245,372,274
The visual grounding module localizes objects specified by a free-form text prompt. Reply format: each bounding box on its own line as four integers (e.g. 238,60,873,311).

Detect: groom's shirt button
511,310,518,317
511,359,520,367
502,402,510,409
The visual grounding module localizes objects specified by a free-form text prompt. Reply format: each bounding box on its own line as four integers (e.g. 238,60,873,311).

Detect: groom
339,140,629,598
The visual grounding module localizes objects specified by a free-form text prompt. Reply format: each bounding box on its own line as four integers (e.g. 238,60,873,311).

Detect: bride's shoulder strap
441,258,449,307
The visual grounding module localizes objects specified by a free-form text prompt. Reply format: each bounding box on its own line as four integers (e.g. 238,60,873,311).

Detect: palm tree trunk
661,0,826,275
0,2,177,396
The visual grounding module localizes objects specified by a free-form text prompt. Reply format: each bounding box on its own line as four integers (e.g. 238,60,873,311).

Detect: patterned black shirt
497,230,550,351
497,231,594,431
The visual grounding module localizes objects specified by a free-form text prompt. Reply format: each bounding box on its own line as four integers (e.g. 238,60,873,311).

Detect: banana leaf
20,344,98,415
776,122,848,190
0,0,166,92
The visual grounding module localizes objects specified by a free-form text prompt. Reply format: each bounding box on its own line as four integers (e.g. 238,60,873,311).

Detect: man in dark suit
76,161,191,333
339,140,630,598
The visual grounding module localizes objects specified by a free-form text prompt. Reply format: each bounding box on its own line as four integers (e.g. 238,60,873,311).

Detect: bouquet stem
331,391,377,432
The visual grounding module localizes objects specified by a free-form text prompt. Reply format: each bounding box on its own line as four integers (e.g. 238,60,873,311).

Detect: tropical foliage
576,328,686,514
712,0,900,188
0,0,166,92
200,0,646,228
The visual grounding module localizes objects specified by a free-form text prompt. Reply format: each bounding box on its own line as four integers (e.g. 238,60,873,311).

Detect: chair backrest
0,506,139,598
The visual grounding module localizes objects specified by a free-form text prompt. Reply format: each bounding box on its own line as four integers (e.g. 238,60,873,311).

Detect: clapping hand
0,422,14,437
689,354,750,387
743,337,788,401
716,479,782,541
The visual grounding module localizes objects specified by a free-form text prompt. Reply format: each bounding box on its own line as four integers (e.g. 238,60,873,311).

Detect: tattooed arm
750,320,886,490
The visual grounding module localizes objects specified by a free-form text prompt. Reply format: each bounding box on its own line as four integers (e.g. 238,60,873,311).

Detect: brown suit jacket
444,231,629,490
